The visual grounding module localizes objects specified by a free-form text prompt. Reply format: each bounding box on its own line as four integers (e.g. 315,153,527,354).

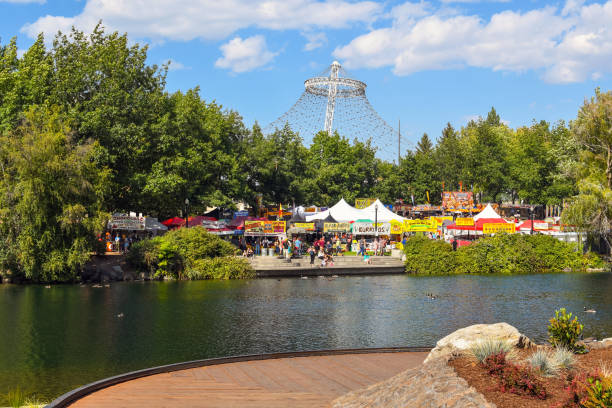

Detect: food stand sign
293,222,315,231
442,191,475,211
456,217,475,226
482,223,516,234
109,214,145,231
324,222,351,233
403,219,436,232
244,221,286,235
534,222,549,230
352,222,391,235
355,198,376,209
390,221,403,234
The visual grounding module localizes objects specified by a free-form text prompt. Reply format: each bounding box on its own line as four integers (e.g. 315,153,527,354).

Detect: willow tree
0,107,110,282
564,89,612,253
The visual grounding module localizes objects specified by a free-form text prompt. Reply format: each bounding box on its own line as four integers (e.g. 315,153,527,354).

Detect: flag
426,191,430,203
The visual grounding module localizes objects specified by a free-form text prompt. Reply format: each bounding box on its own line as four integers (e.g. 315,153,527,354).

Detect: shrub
127,227,250,280
403,235,456,274
528,349,560,377
548,308,586,353
481,352,547,399
402,234,602,275
185,257,254,280
584,375,612,408
560,371,612,408
553,347,577,371
469,338,514,363
497,362,548,399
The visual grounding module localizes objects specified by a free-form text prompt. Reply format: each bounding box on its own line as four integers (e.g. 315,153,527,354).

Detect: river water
1,273,611,403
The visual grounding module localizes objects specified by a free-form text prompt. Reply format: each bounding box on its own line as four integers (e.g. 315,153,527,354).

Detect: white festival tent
473,203,502,221
305,198,364,223
305,198,406,223
361,199,407,222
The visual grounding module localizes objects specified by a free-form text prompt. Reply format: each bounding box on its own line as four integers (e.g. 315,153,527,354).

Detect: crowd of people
237,234,393,268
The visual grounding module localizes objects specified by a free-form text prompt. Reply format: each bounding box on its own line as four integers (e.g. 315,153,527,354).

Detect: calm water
1,273,612,403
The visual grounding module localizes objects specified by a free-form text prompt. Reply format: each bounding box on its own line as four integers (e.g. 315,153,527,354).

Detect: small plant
497,362,548,399
548,308,586,353
553,347,577,371
560,371,611,408
584,375,612,408
528,349,560,377
483,352,507,376
469,338,514,363
7,388,26,408
481,352,547,399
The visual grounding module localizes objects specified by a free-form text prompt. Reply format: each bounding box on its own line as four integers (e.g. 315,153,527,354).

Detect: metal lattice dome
266,61,408,160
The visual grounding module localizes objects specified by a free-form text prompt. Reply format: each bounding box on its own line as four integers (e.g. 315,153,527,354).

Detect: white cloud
215,35,278,73
165,59,189,71
334,0,612,83
303,32,327,51
21,0,381,41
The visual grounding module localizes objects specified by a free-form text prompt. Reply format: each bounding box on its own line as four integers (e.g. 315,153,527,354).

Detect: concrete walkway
70,352,427,408
250,255,406,277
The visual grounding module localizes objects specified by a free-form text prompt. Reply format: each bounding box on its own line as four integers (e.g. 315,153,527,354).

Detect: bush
403,234,602,275
528,349,560,377
127,227,250,280
403,235,457,274
561,371,612,408
469,338,514,363
553,347,577,371
185,257,254,280
548,308,586,353
481,352,547,399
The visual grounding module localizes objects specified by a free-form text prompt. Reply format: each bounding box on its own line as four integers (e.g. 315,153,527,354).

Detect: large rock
425,322,532,363
331,357,495,408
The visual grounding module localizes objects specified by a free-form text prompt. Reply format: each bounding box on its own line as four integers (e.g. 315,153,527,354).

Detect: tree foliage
0,107,110,282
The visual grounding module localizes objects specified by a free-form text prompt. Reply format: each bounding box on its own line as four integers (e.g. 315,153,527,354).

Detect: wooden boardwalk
70,352,427,407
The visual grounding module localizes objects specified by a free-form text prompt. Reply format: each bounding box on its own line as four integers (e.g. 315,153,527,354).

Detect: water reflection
0,273,611,403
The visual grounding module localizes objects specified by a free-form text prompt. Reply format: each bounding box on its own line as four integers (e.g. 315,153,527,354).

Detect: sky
1,0,611,158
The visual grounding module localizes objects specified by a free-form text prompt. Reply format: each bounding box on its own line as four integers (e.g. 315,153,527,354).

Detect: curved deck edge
46,346,432,408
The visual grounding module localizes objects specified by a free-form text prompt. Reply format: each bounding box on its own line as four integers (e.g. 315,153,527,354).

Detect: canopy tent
314,213,337,230
203,207,220,219
187,215,216,227
289,211,307,223
473,203,502,221
162,217,185,228
305,198,364,223
306,198,406,223
361,199,407,222
145,217,168,232
517,220,548,232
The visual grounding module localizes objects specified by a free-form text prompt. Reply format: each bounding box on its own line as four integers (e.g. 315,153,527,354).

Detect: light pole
375,203,379,243
185,198,190,228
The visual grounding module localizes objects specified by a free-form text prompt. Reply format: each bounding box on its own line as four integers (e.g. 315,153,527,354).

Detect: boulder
331,357,494,408
425,322,532,363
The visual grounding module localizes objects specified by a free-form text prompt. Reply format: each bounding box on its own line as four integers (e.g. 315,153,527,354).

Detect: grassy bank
127,227,254,280
404,234,605,275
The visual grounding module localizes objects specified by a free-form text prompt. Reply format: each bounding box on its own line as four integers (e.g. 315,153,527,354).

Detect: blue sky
1,0,611,159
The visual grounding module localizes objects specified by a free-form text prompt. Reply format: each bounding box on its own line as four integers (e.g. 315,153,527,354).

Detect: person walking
295,237,302,257
358,238,365,256
255,239,261,256
308,246,316,265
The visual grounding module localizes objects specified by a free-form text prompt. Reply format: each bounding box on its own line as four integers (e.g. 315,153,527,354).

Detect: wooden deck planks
70,352,427,408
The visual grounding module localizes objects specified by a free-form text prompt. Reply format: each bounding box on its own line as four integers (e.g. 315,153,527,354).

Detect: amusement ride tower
267,61,407,161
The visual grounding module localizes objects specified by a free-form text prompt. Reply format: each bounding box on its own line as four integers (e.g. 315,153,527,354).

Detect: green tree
0,107,110,282
302,131,377,205
435,123,463,191
572,88,612,188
